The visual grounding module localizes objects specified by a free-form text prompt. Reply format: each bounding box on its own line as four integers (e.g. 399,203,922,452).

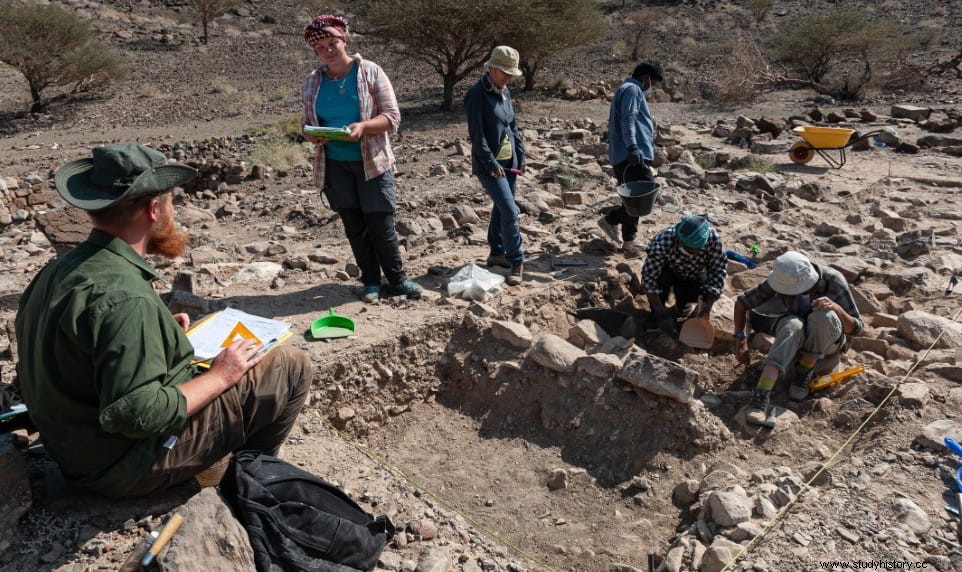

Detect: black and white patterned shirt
641,226,727,297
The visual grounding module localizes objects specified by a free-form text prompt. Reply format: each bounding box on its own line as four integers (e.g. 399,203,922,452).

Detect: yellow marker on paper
221,321,261,348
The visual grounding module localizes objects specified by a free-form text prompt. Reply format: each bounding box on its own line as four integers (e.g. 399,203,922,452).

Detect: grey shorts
324,159,397,213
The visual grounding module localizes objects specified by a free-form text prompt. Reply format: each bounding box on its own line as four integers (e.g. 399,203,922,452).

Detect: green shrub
744,154,777,174
744,0,773,23
769,8,924,98
249,116,304,140
249,138,309,170
0,4,124,112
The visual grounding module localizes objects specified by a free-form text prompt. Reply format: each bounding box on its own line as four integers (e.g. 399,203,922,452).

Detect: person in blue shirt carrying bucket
598,61,663,258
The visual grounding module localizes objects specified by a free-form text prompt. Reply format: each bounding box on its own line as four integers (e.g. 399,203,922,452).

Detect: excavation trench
303,285,734,571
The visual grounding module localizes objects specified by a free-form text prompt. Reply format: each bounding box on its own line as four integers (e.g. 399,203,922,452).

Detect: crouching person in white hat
732,251,863,425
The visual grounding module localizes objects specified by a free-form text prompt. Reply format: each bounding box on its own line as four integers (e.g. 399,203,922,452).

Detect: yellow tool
809,365,864,392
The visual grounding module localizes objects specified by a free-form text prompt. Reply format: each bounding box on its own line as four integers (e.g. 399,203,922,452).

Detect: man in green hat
15,144,313,498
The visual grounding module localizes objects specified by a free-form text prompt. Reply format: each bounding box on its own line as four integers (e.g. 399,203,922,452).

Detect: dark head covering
304,14,348,47
675,214,711,249
54,144,196,211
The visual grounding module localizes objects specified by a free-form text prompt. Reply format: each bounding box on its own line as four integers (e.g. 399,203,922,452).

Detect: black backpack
221,450,395,572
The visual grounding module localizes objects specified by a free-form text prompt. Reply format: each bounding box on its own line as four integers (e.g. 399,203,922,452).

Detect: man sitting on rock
733,250,863,426
15,144,313,498
641,214,727,336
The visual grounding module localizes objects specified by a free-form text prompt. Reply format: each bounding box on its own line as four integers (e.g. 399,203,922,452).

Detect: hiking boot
622,240,643,258
360,285,380,304
195,454,231,488
745,389,771,426
597,215,620,243
506,261,523,286
486,253,511,268
389,279,422,299
789,366,814,401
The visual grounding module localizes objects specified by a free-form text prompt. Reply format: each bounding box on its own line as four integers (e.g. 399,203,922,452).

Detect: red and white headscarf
304,14,348,47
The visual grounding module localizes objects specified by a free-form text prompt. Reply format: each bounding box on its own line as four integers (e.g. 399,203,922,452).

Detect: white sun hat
767,251,818,295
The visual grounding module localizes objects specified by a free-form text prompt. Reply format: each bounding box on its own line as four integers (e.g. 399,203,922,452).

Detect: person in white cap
732,251,863,425
464,45,526,285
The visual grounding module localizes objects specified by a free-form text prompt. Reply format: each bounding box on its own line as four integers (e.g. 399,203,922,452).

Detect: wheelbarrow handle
846,130,885,146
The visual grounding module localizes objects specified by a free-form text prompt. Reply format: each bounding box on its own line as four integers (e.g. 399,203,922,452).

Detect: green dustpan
311,308,356,339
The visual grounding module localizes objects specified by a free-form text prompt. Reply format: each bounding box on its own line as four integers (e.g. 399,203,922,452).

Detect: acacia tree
190,0,239,44
357,0,511,110
769,8,925,98
505,0,605,91
0,4,124,113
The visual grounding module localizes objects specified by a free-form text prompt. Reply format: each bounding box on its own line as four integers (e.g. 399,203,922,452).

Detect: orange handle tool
810,365,864,392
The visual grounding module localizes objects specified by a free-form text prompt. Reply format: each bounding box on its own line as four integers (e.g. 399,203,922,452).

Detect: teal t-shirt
315,63,362,162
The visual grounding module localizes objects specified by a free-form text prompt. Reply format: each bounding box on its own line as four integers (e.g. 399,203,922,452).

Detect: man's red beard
146,211,189,259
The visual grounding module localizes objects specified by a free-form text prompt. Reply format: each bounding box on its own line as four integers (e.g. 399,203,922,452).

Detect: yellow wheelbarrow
788,126,883,169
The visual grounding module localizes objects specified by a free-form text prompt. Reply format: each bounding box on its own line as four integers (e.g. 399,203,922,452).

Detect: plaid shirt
736,263,864,336
300,54,399,189
641,226,727,297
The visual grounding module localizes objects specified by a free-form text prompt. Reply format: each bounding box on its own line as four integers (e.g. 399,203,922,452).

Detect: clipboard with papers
186,308,293,367
303,125,354,142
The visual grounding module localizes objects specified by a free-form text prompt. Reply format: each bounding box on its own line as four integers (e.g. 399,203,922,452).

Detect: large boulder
897,310,962,350
618,350,698,404
158,488,255,571
530,334,586,373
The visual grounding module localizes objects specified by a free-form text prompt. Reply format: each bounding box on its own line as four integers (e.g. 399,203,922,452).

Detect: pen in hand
250,338,278,361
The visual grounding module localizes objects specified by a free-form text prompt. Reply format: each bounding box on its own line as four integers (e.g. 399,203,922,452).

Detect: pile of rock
659,461,826,572
0,174,56,228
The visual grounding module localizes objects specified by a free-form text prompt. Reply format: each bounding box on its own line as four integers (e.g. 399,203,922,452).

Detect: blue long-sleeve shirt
464,73,525,176
608,77,654,166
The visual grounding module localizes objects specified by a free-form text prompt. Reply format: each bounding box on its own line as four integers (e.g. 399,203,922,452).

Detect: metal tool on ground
788,126,884,169
117,530,159,572
140,513,183,568
809,365,864,392
549,255,589,272
310,307,356,340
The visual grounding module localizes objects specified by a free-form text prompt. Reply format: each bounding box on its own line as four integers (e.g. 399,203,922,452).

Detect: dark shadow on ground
777,163,831,175
435,322,718,488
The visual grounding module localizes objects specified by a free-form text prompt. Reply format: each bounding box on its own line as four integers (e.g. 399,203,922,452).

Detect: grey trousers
125,345,313,497
753,310,843,374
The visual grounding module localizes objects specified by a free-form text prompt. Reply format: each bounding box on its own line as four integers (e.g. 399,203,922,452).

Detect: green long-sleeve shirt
15,229,197,497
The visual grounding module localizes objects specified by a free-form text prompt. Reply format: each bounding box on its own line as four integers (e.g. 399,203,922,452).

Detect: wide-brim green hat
54,144,196,211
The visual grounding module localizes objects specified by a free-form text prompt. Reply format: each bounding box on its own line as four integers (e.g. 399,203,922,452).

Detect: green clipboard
303,125,354,142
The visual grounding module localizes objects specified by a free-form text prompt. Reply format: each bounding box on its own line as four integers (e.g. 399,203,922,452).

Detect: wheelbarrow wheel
789,142,815,164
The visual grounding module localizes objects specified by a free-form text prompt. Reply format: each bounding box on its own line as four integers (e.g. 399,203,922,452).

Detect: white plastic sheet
447,263,505,301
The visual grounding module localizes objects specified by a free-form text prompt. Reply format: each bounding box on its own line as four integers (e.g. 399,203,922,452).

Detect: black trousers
604,160,654,242
656,268,705,309
339,209,406,287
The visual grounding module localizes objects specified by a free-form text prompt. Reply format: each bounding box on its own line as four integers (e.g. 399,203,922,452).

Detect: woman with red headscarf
300,15,421,303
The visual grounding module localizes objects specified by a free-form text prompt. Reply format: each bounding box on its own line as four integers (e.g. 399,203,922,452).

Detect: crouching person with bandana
641,214,727,336
15,145,313,498
733,251,863,426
